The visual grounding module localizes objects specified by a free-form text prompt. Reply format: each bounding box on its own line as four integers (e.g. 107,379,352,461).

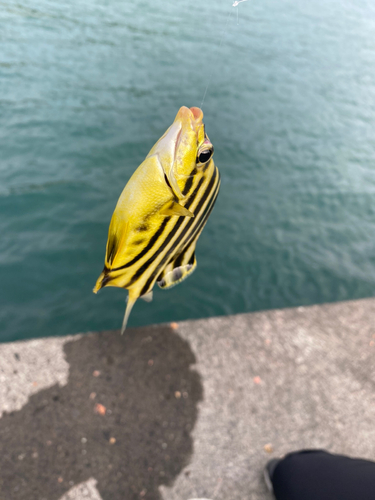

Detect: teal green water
1,0,375,342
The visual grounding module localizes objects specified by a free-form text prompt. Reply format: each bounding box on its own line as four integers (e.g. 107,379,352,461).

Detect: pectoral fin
159,201,194,218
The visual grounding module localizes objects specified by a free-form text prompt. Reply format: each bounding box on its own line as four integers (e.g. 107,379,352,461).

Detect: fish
93,106,220,333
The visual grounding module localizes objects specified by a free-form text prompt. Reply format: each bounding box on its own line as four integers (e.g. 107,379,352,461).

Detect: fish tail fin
121,293,137,335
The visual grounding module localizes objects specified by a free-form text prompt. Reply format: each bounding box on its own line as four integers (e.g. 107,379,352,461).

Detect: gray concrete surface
0,298,375,500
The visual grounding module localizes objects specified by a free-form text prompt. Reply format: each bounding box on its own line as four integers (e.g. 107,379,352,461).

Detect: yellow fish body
93,106,220,333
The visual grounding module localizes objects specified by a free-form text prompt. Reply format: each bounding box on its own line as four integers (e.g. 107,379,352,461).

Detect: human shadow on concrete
0,325,202,500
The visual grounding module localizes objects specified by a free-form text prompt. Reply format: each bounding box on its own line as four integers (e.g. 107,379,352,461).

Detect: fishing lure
94,106,220,333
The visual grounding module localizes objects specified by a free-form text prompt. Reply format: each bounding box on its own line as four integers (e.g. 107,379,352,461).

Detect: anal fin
157,243,197,290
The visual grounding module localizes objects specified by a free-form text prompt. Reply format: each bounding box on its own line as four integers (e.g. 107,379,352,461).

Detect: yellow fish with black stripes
93,106,220,333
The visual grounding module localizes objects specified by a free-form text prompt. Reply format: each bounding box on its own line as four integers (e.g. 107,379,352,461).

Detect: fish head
147,106,214,199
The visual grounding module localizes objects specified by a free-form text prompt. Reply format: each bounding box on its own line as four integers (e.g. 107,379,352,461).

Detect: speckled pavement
0,298,374,500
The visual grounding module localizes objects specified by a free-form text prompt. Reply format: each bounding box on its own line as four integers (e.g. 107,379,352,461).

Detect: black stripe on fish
157,235,196,283
163,170,220,263
173,178,220,270
182,181,219,253
107,235,118,265
202,158,212,173
111,172,203,272
173,246,196,273
112,217,170,271
164,173,173,192
162,168,219,255
140,177,218,295
138,168,219,295
101,274,113,287
125,174,209,287
182,175,194,196
173,173,220,269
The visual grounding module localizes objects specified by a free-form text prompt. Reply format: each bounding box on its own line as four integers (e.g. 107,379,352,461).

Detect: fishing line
200,0,249,109
234,0,249,25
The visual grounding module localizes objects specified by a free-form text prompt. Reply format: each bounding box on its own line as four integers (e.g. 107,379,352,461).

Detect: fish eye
197,149,213,164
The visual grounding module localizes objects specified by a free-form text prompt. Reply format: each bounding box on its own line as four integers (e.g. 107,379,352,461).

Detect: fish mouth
146,106,205,200
189,106,204,125
175,106,203,132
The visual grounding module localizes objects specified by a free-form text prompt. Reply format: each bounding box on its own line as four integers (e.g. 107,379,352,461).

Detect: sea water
1,0,375,342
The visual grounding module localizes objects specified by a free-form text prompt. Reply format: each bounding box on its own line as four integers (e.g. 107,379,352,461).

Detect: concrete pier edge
0,297,374,500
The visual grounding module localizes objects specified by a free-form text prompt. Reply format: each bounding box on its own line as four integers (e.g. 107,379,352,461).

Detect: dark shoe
264,458,282,493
